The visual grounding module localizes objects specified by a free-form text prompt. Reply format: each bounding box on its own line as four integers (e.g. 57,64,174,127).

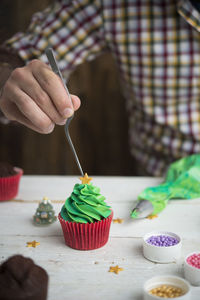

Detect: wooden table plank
1,199,200,240
1,235,200,299
0,176,200,299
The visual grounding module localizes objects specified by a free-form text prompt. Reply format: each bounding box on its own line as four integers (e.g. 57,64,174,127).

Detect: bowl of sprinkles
143,275,191,300
143,231,182,263
184,252,200,286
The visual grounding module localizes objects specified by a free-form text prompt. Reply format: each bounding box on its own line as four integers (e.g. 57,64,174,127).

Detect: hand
0,59,81,133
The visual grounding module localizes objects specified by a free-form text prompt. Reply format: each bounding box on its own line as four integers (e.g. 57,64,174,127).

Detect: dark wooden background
0,0,136,176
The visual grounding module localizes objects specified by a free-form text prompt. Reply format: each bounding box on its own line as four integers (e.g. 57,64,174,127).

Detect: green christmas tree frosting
61,174,111,224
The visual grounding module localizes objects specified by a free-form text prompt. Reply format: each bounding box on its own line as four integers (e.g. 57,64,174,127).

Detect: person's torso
103,0,200,139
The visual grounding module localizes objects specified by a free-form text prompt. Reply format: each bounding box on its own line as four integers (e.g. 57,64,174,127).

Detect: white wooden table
0,176,200,299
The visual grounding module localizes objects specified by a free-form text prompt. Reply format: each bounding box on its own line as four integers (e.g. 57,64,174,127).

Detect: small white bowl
184,252,200,286
143,231,182,263
143,275,191,300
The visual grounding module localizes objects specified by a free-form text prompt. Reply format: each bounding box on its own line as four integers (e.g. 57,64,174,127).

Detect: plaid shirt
5,0,200,176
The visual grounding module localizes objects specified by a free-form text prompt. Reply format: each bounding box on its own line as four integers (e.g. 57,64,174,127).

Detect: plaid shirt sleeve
4,0,106,73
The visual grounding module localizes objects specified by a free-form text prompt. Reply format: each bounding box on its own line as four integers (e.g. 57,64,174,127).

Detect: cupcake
58,173,113,250
0,254,48,300
0,162,23,201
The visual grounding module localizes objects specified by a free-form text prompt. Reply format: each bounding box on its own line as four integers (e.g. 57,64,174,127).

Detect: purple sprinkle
146,235,179,247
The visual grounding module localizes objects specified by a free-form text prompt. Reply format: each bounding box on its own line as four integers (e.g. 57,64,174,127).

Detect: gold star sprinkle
113,218,124,224
109,265,124,274
147,214,158,220
26,240,40,248
79,173,92,184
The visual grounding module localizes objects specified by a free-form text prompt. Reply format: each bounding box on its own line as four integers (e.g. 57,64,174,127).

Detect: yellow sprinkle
113,218,124,224
108,265,124,274
147,214,158,219
26,240,40,248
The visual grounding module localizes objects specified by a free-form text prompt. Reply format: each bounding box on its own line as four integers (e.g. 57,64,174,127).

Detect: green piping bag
131,154,200,219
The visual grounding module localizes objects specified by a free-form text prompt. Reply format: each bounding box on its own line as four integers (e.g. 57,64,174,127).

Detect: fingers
31,60,74,118
0,59,81,133
14,88,55,133
0,97,54,134
17,69,67,126
1,68,55,133
71,94,81,111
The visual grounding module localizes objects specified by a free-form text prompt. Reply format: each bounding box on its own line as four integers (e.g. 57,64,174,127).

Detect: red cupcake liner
0,167,23,201
58,210,113,250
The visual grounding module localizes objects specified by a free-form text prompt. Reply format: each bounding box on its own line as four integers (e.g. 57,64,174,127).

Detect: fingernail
63,108,73,118
47,124,54,133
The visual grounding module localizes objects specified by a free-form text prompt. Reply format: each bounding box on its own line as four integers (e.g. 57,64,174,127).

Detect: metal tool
45,48,84,177
131,199,154,219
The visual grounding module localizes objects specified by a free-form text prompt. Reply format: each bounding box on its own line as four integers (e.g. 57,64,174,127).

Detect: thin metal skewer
45,48,84,177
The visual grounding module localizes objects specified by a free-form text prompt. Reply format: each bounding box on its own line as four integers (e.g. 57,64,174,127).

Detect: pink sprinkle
187,253,200,269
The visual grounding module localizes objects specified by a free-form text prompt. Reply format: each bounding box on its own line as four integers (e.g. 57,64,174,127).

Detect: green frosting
135,154,200,217
61,183,111,223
